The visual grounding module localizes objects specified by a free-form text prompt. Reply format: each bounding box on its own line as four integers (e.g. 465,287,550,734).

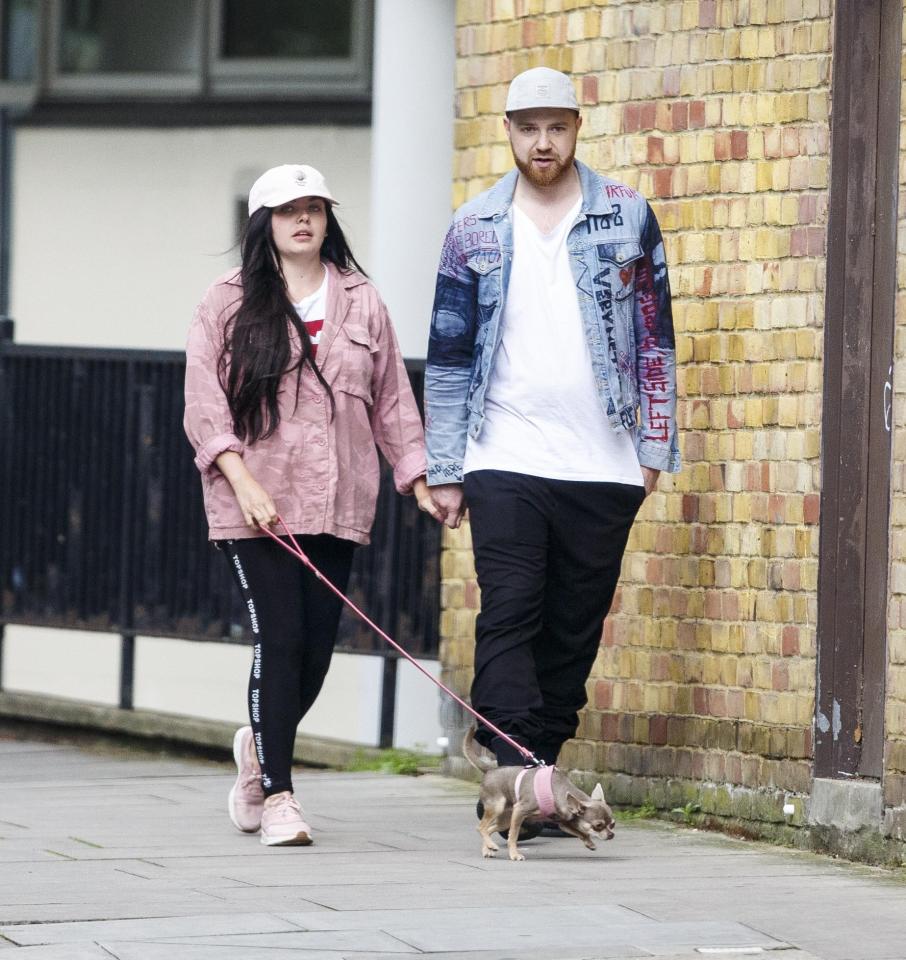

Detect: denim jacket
425,160,681,484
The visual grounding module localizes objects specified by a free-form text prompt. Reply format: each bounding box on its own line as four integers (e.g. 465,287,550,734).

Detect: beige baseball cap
248,164,338,216
505,67,579,114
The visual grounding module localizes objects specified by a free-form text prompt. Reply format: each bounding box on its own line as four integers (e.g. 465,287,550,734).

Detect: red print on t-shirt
305,318,324,358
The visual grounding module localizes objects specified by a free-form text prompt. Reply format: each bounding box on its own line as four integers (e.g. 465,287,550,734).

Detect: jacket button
313,396,322,404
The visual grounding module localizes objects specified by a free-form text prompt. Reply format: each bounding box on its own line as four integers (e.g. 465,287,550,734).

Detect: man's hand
641,466,660,497
429,482,466,529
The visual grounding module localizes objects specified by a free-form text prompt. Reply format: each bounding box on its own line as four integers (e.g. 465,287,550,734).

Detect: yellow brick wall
886,3,906,818
442,0,833,798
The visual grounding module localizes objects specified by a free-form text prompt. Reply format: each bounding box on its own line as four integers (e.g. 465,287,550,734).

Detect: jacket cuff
426,459,464,485
636,439,682,474
393,449,428,495
194,433,244,473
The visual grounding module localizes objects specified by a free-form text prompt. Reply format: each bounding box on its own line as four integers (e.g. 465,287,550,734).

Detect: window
51,0,202,95
0,0,372,108
211,0,371,97
4,0,36,81
0,0,37,105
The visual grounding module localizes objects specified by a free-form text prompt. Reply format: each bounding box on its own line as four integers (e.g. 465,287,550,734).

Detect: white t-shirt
293,267,329,357
463,199,643,485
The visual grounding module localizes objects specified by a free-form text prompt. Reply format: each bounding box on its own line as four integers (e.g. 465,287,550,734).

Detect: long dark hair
218,203,367,443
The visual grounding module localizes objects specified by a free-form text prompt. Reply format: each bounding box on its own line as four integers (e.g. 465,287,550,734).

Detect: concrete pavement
0,733,905,960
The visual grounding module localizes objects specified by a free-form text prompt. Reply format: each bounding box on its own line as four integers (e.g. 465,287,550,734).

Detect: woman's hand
216,452,278,529
413,477,444,523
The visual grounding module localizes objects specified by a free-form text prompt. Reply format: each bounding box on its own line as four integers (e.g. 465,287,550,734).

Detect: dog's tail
462,725,496,773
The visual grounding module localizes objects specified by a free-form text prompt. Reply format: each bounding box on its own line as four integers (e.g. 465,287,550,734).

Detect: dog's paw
482,846,497,858
584,839,597,851
509,850,526,861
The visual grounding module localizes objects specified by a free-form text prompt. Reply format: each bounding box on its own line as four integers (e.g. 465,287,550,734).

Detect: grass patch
344,747,441,776
614,801,658,821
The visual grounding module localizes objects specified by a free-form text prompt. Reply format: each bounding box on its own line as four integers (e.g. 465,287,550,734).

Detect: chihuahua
462,726,616,861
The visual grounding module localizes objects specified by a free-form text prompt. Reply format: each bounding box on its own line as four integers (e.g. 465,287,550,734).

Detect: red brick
594,680,614,709
790,227,807,256
623,103,641,133
672,101,689,131
647,136,665,164
714,131,732,161
689,100,706,129
699,0,718,27
731,130,748,159
582,74,599,105
771,661,789,691
693,686,708,714
682,494,699,522
653,167,674,197
639,101,657,131
650,714,669,744
782,626,800,656
803,493,820,524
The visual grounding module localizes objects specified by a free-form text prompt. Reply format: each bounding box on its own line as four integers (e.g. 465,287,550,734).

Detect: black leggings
220,534,356,796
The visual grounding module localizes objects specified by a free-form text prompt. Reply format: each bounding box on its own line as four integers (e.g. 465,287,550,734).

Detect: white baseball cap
248,164,338,216
505,67,579,114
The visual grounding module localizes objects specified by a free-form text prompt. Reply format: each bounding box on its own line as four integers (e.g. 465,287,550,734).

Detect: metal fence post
0,316,10,689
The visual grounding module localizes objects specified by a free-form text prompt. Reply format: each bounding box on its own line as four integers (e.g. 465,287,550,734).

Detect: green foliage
671,800,702,824
614,801,658,821
344,747,440,776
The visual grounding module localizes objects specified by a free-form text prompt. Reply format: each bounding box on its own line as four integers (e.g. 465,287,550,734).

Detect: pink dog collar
514,765,557,819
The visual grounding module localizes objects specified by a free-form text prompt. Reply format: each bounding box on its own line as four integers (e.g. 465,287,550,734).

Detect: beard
514,147,575,187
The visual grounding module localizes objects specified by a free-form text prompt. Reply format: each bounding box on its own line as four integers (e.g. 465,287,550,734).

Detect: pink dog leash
260,516,544,768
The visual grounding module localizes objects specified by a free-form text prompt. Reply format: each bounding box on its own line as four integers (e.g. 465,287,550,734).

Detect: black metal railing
0,332,440,742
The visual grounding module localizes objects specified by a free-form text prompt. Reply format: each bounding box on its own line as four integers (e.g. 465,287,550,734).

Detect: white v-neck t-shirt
463,199,643,485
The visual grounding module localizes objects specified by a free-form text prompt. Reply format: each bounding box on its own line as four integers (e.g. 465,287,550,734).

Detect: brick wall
885,4,906,838
442,0,834,815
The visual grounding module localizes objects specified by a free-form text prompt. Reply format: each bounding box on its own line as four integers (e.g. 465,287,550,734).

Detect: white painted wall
394,658,445,752
10,126,371,350
2,626,441,752
2,625,120,705
370,0,456,359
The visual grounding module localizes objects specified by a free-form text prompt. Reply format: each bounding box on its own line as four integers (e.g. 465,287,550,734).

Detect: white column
370,0,456,360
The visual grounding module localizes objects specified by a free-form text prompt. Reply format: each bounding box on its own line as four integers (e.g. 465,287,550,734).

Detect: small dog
462,726,616,861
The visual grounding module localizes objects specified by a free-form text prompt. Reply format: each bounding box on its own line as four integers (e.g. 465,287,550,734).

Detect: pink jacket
184,262,427,543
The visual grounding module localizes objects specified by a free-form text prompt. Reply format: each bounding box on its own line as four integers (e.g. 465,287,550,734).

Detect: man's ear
575,113,583,133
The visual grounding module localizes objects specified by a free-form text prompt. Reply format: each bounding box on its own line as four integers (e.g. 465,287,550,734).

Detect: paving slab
0,735,904,959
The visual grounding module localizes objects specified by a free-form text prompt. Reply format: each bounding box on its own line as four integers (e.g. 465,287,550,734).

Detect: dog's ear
566,792,584,816
591,782,606,801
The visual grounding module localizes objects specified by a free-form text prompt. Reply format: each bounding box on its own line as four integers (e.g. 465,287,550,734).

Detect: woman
184,164,438,846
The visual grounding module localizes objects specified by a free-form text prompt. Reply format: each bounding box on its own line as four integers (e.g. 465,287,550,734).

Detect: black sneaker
475,800,543,840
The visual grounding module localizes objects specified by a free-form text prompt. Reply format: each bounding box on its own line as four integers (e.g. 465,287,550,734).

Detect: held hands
425,481,465,530
413,477,444,523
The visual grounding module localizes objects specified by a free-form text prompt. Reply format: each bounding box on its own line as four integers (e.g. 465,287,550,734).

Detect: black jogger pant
463,470,646,766
221,534,356,796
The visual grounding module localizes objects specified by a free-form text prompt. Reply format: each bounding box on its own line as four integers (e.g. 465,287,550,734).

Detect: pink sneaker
228,726,264,833
260,791,313,846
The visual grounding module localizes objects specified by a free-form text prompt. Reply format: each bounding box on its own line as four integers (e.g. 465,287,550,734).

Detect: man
425,67,680,771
